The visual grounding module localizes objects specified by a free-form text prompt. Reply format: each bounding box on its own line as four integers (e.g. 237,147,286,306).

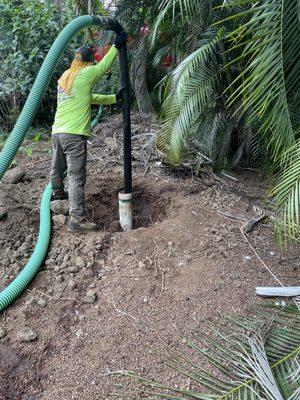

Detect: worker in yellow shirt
51,31,127,232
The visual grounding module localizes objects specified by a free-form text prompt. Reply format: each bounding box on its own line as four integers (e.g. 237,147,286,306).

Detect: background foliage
0,0,81,133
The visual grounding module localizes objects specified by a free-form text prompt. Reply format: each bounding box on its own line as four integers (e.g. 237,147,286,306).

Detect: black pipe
92,16,132,194
118,43,132,194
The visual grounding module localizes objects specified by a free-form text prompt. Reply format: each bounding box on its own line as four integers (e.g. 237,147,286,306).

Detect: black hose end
92,16,124,34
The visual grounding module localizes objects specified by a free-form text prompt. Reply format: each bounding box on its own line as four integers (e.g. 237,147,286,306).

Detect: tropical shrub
0,0,80,132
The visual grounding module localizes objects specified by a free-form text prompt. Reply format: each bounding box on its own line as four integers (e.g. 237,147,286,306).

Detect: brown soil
0,114,299,399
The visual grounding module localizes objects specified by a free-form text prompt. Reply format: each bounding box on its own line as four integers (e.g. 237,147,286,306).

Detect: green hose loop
0,15,121,311
0,184,52,312
91,105,104,128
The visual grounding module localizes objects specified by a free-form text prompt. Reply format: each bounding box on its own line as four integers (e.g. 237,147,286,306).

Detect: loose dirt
0,114,299,399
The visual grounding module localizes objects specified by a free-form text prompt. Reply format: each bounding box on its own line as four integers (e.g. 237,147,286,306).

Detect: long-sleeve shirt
52,45,118,137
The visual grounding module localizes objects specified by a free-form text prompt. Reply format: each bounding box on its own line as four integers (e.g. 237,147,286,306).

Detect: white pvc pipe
118,192,133,231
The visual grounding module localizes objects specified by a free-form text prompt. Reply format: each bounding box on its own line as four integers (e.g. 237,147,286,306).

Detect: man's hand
116,87,125,102
114,31,127,50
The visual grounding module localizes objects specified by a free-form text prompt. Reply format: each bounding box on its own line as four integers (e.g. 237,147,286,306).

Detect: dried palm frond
114,304,300,399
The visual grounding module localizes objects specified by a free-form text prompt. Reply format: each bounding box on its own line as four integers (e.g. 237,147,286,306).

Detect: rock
185,254,193,262
63,254,70,262
68,265,79,274
214,236,223,243
56,254,64,263
68,280,76,290
37,298,47,308
17,243,28,255
104,137,118,154
0,207,7,220
0,328,5,339
17,327,37,342
45,259,54,267
2,167,25,184
53,265,61,273
98,271,106,280
56,275,64,283
76,328,83,338
83,290,97,304
60,262,68,271
50,200,69,216
75,256,85,269
52,214,67,226
88,282,96,289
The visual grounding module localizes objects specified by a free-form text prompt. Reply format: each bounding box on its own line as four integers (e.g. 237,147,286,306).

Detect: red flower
93,45,112,62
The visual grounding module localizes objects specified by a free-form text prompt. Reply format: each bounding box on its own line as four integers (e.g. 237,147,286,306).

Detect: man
50,31,127,232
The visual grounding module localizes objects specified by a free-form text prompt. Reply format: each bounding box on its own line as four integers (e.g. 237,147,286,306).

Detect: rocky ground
0,114,299,399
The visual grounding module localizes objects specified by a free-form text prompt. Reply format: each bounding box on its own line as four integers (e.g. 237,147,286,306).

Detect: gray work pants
50,133,87,221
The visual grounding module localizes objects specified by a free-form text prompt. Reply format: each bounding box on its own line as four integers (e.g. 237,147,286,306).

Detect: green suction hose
0,184,52,311
0,15,124,312
91,105,104,129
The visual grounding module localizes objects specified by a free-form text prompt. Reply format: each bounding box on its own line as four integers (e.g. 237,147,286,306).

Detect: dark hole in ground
85,184,169,232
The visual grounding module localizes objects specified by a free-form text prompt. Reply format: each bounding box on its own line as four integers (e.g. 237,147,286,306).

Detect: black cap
75,46,94,62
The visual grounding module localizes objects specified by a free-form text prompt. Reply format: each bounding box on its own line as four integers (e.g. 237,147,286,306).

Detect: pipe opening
85,179,169,232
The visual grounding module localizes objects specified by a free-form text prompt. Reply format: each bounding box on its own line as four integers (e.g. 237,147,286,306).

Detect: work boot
68,217,98,232
51,190,68,201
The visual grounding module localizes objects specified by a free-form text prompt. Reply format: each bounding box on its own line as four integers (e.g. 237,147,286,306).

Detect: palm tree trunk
130,35,155,118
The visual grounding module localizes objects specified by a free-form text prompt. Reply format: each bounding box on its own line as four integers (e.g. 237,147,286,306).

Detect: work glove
116,87,125,102
114,31,127,49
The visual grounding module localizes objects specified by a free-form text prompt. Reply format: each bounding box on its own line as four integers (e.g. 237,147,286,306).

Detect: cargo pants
50,133,87,221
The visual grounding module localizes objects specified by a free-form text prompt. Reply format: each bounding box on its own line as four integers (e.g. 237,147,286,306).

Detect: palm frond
115,305,300,399
270,139,300,240
156,28,225,163
115,0,153,32
150,0,212,49
224,0,300,159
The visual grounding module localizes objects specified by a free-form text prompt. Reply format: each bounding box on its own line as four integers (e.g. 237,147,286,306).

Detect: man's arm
84,46,118,87
91,94,116,105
